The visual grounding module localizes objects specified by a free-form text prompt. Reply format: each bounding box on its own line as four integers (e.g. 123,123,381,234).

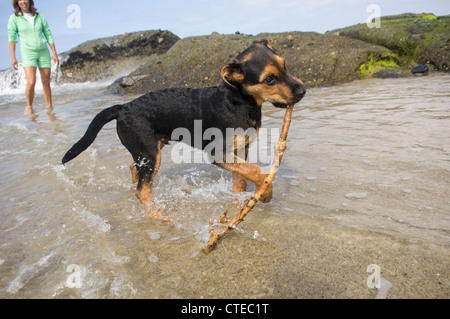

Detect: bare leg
39,68,53,111
24,66,37,114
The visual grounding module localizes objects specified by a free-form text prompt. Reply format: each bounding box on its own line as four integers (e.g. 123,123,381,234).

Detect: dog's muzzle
291,76,307,104
273,84,306,108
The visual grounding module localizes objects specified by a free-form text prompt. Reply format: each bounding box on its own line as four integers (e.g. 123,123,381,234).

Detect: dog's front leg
217,162,273,203
232,171,247,193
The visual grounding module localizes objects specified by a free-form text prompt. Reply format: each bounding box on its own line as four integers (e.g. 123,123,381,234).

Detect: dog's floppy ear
221,62,244,90
253,39,274,50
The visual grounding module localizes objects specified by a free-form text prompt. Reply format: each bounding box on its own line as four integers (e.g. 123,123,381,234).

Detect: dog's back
116,85,261,146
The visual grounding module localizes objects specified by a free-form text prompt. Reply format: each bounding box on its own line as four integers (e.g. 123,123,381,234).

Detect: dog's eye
263,75,277,85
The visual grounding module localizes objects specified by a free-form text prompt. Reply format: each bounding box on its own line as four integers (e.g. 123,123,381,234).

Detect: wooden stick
203,104,295,253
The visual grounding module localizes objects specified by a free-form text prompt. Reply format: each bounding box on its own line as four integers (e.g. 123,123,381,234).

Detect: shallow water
0,73,449,298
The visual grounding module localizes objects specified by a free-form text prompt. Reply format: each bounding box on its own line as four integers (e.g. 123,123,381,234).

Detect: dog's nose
298,85,306,97
290,76,306,102
295,85,306,101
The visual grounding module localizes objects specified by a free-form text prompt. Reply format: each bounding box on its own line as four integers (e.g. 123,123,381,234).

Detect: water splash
0,59,63,95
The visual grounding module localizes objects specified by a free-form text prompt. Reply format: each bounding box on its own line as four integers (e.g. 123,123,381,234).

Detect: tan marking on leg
134,140,170,222
154,140,164,177
217,159,273,203
232,171,247,193
135,182,170,223
130,162,139,184
230,135,251,194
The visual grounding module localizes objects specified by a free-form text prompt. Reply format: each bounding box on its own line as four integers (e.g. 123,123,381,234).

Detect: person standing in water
8,0,59,115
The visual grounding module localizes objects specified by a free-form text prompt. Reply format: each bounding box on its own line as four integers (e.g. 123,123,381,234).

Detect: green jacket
7,12,54,52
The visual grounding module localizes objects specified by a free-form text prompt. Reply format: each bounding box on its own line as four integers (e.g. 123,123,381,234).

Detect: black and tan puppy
62,39,306,221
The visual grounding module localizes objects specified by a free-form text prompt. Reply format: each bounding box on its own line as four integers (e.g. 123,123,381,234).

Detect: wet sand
45,209,448,299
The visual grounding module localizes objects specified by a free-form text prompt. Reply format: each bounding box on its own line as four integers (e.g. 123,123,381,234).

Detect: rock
281,41,294,48
411,64,429,75
108,31,393,95
373,69,410,78
115,75,151,87
345,192,368,200
55,12,448,93
60,30,179,83
328,13,450,71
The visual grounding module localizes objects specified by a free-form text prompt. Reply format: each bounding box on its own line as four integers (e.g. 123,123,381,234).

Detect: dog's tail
62,104,122,165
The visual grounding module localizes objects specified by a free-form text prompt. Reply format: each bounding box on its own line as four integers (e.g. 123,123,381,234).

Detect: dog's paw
145,203,171,223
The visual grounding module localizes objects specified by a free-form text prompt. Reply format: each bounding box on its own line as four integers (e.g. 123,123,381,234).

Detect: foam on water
0,61,60,103
7,252,56,294
67,199,112,234
0,62,113,106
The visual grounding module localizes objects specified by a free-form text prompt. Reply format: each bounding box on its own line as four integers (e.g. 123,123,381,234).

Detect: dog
62,39,306,221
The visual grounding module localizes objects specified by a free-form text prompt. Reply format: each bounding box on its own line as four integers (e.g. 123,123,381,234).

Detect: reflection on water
0,74,449,298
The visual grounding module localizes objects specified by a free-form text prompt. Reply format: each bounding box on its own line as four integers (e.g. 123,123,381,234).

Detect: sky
1,0,449,70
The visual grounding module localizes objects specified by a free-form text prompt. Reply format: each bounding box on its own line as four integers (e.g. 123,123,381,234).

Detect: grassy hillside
329,13,450,71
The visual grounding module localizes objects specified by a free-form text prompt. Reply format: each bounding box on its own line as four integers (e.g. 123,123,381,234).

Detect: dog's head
221,39,306,108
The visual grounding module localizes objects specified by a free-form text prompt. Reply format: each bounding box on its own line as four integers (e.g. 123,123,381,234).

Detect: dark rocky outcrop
59,30,179,83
